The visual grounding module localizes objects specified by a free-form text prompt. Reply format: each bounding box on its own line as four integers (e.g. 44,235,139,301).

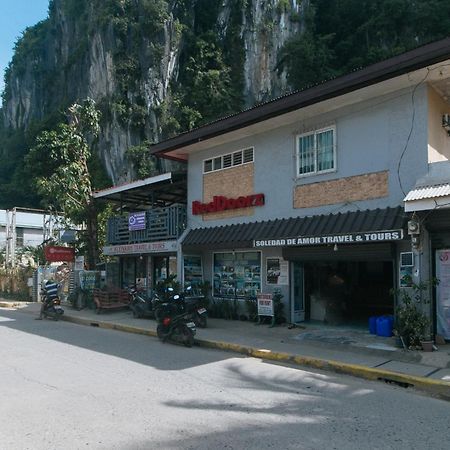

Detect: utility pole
43,211,60,244
5,208,17,268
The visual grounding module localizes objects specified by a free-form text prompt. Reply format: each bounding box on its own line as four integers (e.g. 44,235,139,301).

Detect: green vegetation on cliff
1,0,450,209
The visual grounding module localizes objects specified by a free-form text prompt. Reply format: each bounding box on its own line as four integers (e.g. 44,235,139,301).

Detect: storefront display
213,251,261,298
183,255,203,286
120,256,148,288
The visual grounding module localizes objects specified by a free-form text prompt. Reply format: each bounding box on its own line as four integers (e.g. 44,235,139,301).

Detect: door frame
290,261,305,323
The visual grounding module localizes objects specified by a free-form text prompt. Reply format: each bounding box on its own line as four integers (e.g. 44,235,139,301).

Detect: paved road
0,307,448,450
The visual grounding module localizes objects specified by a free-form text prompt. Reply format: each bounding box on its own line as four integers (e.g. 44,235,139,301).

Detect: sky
0,0,50,94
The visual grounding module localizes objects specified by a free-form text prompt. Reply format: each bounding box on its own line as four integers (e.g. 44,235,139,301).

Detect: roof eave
150,37,450,159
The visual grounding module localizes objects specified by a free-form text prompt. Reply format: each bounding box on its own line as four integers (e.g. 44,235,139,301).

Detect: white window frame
203,147,254,174
296,126,336,178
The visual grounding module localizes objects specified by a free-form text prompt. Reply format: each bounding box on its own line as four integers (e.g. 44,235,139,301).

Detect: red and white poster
435,249,450,340
44,246,75,262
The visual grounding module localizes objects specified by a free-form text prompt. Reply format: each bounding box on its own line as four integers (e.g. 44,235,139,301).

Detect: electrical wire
397,63,450,197
396,68,430,197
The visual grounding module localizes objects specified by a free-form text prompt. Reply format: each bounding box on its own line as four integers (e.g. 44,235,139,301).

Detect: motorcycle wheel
197,314,207,328
57,309,64,316
181,325,194,348
156,324,165,341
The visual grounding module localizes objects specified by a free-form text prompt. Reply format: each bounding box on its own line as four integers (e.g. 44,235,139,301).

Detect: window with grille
203,147,254,173
16,228,24,247
297,127,335,176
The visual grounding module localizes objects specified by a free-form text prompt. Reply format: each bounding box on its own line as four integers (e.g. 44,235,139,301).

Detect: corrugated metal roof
183,206,406,248
404,183,450,201
152,38,450,160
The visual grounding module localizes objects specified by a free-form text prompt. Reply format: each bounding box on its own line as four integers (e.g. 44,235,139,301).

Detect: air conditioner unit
400,252,414,267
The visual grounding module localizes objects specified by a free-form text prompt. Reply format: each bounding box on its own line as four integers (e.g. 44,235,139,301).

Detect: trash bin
376,316,393,337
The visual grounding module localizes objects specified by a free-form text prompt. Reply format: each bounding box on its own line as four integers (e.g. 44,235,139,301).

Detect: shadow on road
0,306,231,371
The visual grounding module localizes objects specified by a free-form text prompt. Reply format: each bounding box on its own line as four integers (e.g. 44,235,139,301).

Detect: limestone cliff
1,0,303,186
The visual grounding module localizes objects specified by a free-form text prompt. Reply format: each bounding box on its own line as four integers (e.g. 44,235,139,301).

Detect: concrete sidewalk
2,300,450,400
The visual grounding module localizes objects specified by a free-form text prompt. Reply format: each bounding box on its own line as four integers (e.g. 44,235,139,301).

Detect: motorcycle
41,290,64,320
153,288,196,347
127,285,155,319
183,286,208,328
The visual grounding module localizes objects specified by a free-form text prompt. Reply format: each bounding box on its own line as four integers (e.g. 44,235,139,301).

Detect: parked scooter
182,286,208,328
127,286,155,319
40,289,64,320
153,288,196,347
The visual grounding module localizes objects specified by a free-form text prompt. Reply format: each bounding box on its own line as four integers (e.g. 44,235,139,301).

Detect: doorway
120,256,147,288
303,260,394,326
291,262,305,323
152,255,177,287
290,261,394,327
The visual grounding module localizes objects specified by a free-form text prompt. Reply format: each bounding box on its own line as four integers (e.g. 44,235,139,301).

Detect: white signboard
257,293,274,317
436,249,450,340
103,240,177,256
74,256,85,271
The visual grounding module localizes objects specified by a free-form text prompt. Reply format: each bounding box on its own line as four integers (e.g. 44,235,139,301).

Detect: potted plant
392,277,438,350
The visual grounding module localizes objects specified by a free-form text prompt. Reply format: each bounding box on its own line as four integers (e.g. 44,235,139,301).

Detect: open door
291,261,305,323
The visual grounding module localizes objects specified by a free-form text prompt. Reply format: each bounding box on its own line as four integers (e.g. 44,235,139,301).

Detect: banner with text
254,229,404,248
103,240,177,256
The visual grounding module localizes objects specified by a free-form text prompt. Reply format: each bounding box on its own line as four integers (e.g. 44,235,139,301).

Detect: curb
62,314,157,338
196,339,450,401
59,313,450,401
0,301,32,308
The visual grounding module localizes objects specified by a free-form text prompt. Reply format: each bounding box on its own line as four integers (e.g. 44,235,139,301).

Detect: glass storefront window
121,256,148,288
154,256,168,284
153,256,178,285
213,251,261,298
184,256,203,287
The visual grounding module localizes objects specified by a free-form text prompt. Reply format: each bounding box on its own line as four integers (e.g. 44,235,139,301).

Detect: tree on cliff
26,98,107,269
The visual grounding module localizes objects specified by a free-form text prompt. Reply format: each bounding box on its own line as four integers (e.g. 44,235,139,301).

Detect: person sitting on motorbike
36,279,59,320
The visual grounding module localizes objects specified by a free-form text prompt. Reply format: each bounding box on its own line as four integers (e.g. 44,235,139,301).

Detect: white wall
187,85,429,229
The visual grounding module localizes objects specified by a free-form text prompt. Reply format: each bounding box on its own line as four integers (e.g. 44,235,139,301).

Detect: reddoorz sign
192,194,265,215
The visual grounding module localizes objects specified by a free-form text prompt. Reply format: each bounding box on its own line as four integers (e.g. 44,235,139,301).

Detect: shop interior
113,255,177,292
303,260,394,327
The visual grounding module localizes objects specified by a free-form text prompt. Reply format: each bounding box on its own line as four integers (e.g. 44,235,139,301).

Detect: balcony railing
106,205,186,245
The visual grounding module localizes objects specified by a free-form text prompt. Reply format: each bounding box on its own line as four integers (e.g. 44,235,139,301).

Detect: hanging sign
44,246,75,262
128,212,146,231
254,229,404,247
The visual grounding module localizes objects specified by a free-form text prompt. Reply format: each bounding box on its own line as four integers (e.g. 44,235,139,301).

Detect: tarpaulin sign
44,246,75,262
